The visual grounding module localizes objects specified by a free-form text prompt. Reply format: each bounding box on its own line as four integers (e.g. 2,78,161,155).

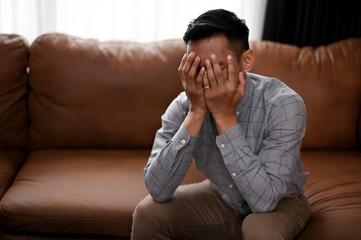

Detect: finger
210,54,224,85
183,52,196,76
203,70,211,92
227,55,237,86
195,66,205,88
178,53,187,88
188,56,201,84
205,58,217,88
238,72,247,95
178,53,187,72
222,68,228,82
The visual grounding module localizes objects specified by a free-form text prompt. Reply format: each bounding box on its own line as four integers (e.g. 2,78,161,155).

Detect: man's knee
133,195,152,224
132,195,177,239
242,213,284,240
133,195,173,227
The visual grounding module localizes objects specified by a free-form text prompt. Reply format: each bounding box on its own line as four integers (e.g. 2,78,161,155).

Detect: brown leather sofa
0,33,360,240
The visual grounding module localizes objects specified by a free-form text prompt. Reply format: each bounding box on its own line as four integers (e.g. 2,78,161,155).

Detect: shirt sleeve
144,93,199,202
216,94,307,213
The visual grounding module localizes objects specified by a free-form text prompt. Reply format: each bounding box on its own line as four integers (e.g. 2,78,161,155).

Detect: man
131,9,311,240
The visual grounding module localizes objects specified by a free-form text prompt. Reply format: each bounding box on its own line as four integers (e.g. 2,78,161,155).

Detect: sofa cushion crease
0,150,26,199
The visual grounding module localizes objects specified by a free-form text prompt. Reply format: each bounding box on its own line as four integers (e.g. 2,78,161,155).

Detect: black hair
183,9,249,61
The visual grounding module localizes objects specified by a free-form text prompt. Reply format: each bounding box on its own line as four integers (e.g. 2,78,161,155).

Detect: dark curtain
262,0,361,47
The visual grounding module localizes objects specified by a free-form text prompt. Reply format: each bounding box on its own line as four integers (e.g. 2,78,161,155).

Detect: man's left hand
203,54,247,134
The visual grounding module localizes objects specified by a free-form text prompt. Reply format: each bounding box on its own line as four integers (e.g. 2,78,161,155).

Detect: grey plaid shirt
145,73,308,215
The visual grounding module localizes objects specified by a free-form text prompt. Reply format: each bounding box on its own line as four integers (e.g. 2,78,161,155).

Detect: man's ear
241,49,255,72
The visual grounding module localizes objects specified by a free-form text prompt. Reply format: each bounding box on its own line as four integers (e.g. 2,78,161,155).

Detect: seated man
131,9,311,240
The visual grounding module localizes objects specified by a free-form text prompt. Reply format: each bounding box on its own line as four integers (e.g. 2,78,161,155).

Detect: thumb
238,72,247,95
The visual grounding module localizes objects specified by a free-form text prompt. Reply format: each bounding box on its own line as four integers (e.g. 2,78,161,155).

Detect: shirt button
181,139,186,144
232,172,237,177
220,143,225,148
236,111,240,115
238,202,243,207
229,184,233,189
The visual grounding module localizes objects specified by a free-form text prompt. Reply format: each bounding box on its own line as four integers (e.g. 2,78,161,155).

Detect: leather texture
251,39,361,150
0,33,360,239
299,151,361,240
28,33,184,150
0,34,29,150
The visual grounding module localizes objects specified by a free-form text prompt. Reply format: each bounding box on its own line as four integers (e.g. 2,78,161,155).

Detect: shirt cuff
215,123,247,157
173,123,199,151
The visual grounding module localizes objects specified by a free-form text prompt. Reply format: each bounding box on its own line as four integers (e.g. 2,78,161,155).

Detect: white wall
0,0,267,43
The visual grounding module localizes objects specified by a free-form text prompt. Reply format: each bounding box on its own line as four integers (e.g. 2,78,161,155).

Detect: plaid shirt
145,73,308,214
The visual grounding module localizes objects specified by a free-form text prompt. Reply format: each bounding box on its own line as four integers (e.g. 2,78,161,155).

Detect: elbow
144,176,172,203
250,201,278,213
249,191,282,213
249,181,291,213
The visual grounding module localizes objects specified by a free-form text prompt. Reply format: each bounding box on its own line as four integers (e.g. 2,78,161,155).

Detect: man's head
183,9,250,62
183,9,254,74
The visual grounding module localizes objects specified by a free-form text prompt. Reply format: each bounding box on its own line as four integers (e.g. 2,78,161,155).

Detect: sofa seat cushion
299,151,361,240
0,150,25,199
0,150,205,237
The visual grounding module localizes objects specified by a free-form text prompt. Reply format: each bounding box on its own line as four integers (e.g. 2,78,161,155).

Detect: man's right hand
178,52,208,136
178,52,208,115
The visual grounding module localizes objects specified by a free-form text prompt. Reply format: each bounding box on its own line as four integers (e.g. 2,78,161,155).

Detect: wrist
189,107,208,117
187,110,208,123
184,110,207,136
213,113,238,135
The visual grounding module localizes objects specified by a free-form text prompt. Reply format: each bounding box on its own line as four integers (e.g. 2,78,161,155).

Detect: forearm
216,124,300,212
145,124,198,202
211,106,287,212
146,49,209,202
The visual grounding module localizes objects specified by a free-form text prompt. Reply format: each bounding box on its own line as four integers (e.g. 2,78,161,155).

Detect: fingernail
195,56,200,62
189,52,195,57
205,59,211,65
210,54,216,60
227,55,233,60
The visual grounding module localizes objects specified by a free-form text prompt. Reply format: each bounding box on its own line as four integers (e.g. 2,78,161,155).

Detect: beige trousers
131,180,311,240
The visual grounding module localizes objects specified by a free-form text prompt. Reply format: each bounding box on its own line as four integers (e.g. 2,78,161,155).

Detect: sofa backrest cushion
29,34,184,150
251,38,361,150
0,34,29,150
29,34,361,150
